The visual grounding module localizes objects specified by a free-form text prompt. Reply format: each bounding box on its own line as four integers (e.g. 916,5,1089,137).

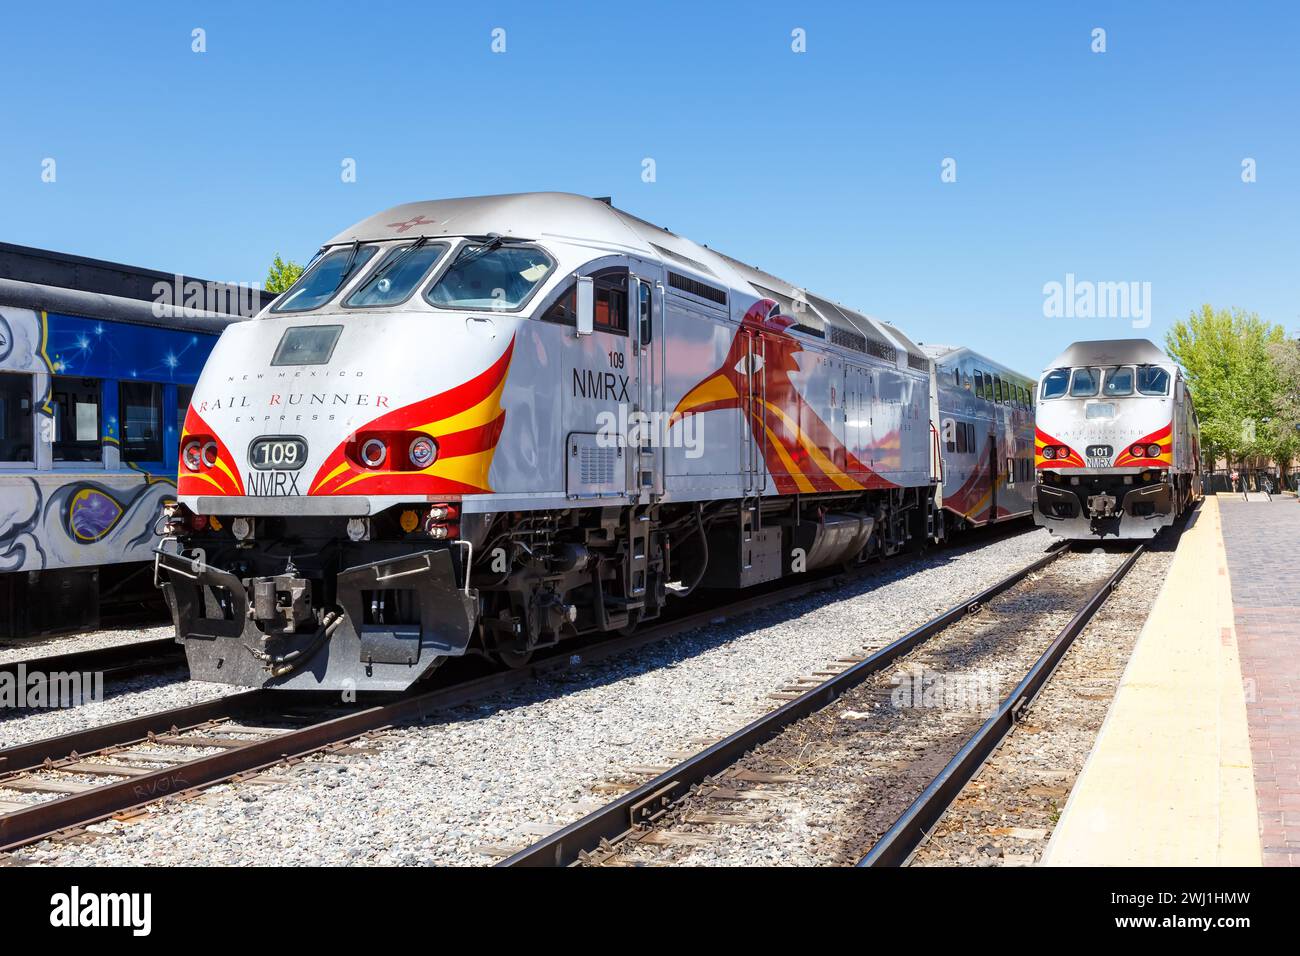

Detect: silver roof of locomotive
1044,338,1170,369
327,192,922,363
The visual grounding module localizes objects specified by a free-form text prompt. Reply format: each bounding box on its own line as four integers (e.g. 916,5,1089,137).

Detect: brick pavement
1219,496,1300,866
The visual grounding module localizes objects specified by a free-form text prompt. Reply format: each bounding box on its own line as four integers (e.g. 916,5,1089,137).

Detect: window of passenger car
119,381,164,463
1069,367,1101,397
0,371,34,463
177,384,194,427
1103,365,1134,396
1137,365,1170,395
1041,368,1069,400
974,370,985,400
52,376,102,463
426,243,554,312
344,241,448,308
272,244,381,313
994,376,1004,404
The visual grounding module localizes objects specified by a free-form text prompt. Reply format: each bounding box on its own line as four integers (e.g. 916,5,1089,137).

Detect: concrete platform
1043,496,1262,866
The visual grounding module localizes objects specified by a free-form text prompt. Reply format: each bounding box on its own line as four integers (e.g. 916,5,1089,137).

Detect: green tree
1165,305,1287,469
265,254,304,294
1267,336,1300,482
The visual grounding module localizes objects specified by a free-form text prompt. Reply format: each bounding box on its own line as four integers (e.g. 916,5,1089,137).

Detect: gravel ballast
0,624,173,665
0,669,243,750
6,526,1053,866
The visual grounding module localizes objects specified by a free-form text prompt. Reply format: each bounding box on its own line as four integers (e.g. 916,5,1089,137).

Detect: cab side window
542,287,577,326
541,267,629,335
593,270,628,334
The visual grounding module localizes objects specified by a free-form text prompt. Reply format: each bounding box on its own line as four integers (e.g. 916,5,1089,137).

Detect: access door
630,270,665,502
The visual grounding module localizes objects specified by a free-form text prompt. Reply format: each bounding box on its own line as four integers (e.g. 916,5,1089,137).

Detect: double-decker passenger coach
924,345,1035,533
1033,339,1201,540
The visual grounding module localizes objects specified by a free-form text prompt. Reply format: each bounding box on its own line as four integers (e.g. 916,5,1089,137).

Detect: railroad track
0,533,983,855
0,639,184,703
499,537,1156,867
499,541,1078,866
0,521,1039,856
857,542,1143,866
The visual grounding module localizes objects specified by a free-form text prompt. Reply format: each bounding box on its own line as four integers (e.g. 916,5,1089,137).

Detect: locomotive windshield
1041,368,1069,399
1042,365,1168,400
1137,365,1170,395
345,241,448,308
1068,366,1101,397
273,244,380,313
1103,366,1134,396
425,243,554,311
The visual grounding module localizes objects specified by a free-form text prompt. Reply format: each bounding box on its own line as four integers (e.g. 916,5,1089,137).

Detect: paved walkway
1219,496,1300,866
1044,496,1261,866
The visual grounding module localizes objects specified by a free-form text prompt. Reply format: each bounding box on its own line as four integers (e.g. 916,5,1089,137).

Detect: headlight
201,441,219,468
1042,446,1056,460
1146,444,1161,458
409,435,438,468
360,438,387,467
182,440,202,472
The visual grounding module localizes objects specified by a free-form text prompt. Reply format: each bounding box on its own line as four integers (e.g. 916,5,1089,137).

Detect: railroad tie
1,778,96,794
58,762,156,778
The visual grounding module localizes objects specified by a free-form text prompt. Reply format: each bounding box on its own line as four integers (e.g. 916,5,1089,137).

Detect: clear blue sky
2,1,1296,374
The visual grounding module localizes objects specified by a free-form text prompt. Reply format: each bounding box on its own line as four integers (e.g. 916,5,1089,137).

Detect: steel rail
499,542,1068,867
858,542,1146,867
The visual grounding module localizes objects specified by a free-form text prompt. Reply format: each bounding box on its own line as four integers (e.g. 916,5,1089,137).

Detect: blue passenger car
0,243,262,635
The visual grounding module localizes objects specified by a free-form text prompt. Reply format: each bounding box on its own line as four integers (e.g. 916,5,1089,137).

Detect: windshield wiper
453,233,532,269
454,234,505,269
367,235,431,290
331,240,363,294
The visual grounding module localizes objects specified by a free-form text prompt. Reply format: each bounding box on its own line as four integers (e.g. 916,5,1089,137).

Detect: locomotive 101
155,193,1033,691
1033,339,1202,540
